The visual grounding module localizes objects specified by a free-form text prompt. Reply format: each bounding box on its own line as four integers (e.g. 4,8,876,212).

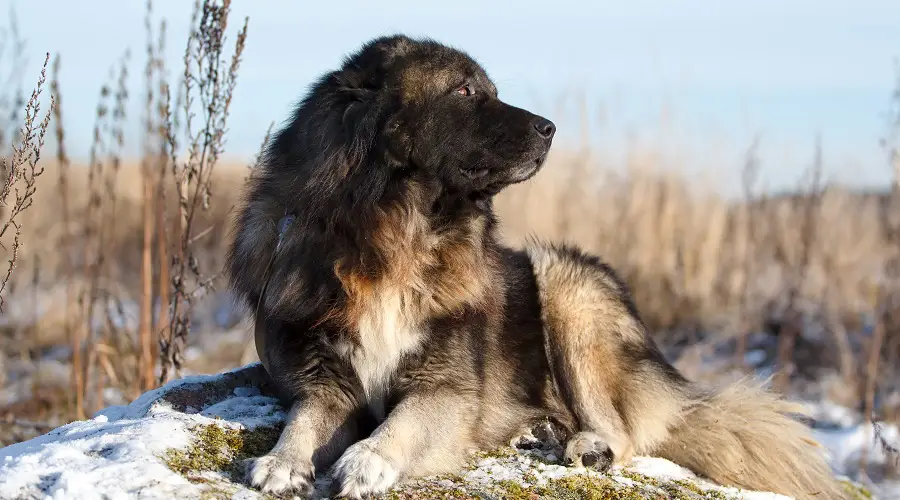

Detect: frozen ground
0,363,888,499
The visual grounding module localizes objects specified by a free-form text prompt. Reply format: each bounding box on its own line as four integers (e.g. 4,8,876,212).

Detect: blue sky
7,0,900,194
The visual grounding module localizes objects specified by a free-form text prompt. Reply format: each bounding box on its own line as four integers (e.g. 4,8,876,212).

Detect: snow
449,449,793,499
1,409,198,499
627,457,791,500
812,420,900,499
0,364,285,500
0,362,891,499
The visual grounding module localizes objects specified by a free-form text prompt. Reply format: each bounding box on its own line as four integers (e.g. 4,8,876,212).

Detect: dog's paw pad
564,431,614,472
332,440,400,499
246,453,315,496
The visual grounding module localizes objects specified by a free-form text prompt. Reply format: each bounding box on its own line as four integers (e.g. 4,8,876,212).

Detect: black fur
227,33,565,445
227,34,840,500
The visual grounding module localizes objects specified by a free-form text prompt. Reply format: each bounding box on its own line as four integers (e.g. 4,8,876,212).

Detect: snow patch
0,364,282,500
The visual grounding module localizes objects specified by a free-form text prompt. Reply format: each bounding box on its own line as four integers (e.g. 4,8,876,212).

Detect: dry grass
493,144,899,416
497,149,885,335
5,161,245,348
5,149,893,372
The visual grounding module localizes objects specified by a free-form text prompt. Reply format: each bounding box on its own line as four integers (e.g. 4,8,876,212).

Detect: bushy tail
655,378,847,500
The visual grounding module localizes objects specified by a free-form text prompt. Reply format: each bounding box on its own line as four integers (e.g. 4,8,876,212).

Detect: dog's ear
343,90,416,174
326,68,381,158
338,84,393,166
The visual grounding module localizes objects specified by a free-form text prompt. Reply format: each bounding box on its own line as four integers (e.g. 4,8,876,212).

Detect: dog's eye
455,84,474,97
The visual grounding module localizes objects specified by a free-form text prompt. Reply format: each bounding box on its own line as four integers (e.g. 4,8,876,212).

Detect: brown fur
527,242,847,499
657,379,840,499
228,35,846,500
332,196,498,334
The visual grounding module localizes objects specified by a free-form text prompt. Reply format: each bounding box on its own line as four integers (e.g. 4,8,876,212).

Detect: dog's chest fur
334,285,424,417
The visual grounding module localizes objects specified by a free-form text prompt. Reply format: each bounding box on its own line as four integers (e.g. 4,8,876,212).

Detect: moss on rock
163,423,867,500
163,420,283,480
382,457,747,500
840,479,873,500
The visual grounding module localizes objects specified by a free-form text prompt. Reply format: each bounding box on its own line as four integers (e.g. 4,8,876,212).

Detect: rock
0,364,873,499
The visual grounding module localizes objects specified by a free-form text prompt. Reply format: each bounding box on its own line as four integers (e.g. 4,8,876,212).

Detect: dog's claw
331,439,400,499
246,453,315,497
564,431,614,472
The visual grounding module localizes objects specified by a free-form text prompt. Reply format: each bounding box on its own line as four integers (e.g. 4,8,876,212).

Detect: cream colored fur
526,241,847,500
334,285,425,419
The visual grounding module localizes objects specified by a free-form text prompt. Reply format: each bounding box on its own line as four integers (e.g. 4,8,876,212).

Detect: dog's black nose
533,117,556,139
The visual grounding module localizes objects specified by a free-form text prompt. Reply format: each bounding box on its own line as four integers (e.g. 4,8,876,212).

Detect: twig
159,0,248,384
0,53,53,312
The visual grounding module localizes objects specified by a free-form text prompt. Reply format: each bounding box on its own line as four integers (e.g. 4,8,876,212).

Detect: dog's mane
226,61,503,336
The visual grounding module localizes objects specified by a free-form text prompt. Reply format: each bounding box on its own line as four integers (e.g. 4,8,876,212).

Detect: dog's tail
654,378,846,499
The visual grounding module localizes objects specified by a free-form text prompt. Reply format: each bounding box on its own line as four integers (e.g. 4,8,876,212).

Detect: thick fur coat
226,35,846,499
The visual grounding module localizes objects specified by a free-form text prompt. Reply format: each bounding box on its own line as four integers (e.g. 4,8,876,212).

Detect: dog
226,34,845,499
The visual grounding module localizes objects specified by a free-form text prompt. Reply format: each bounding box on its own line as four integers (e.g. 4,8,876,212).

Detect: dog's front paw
246,453,315,497
564,431,615,472
331,439,400,499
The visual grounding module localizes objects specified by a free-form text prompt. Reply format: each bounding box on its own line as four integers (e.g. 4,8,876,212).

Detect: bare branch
0,53,53,312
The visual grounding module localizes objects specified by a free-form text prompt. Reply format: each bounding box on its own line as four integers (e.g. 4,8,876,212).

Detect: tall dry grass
0,0,250,431
8,145,893,412
497,149,883,335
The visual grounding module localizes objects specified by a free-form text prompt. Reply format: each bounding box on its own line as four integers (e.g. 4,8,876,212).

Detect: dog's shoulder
522,239,652,343
523,240,633,306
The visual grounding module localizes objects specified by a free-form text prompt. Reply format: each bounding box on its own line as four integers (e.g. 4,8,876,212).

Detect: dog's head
234,35,554,320
352,35,556,202
272,34,555,214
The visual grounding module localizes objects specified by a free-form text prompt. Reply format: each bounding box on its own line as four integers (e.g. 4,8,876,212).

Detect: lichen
532,472,734,500
382,459,870,500
384,457,743,500
163,421,283,480
620,470,733,499
163,426,846,500
494,478,533,497
470,446,520,461
384,477,480,500
532,474,647,500
840,479,873,500
198,484,239,500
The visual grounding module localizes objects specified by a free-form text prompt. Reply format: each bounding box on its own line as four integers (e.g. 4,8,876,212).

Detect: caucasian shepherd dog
227,35,844,499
